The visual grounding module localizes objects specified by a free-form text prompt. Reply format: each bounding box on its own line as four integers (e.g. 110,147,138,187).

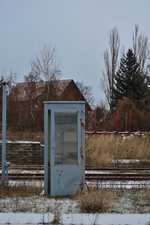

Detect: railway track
85,173,150,181
0,164,150,182
1,163,150,170
2,172,150,181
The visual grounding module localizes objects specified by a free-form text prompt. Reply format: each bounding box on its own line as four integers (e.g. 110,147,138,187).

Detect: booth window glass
55,113,78,164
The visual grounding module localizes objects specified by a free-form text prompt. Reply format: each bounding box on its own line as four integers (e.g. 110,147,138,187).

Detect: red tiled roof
14,79,73,101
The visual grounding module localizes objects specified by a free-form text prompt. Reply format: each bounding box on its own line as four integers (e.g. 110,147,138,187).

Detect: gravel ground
0,188,150,224
0,188,150,214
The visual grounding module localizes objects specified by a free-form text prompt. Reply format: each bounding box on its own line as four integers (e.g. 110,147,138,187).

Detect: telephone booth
44,101,85,196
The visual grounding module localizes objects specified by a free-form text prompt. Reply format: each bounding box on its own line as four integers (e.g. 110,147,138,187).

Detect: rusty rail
3,172,150,181
0,164,149,182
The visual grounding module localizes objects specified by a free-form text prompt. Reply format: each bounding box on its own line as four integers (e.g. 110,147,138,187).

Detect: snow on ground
5,140,41,144
112,159,140,164
88,180,150,189
0,212,150,225
1,158,150,224
0,188,150,224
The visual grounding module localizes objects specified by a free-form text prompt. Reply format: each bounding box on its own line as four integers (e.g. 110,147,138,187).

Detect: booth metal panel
44,101,85,196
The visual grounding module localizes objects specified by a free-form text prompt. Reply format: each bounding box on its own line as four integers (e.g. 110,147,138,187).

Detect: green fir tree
112,49,149,109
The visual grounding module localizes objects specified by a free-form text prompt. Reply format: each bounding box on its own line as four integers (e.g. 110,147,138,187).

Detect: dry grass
85,134,150,165
1,130,150,165
77,189,113,213
77,188,150,214
112,189,150,213
0,183,43,198
0,130,44,143
115,135,150,160
85,135,121,165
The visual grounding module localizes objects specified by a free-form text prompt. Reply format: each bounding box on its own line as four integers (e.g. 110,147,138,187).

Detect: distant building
8,79,92,130
13,79,91,111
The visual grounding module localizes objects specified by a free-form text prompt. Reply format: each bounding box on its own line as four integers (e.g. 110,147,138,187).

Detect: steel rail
1,164,150,170
1,171,149,181
85,173,150,181
0,164,150,181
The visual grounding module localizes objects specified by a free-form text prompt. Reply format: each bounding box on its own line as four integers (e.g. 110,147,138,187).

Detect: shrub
77,189,113,213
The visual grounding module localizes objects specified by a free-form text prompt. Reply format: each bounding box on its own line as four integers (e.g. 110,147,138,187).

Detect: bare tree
31,45,61,81
132,24,149,74
3,72,19,129
101,27,120,110
76,81,94,107
24,72,41,83
31,45,61,99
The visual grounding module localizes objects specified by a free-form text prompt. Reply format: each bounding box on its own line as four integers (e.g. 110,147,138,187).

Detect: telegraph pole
1,81,7,184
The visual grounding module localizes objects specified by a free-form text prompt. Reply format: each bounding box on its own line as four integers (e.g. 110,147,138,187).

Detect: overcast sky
0,0,150,105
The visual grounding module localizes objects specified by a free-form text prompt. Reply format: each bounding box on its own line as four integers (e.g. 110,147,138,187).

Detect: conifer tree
112,49,149,108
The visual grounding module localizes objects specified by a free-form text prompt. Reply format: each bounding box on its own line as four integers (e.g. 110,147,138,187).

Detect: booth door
50,110,83,196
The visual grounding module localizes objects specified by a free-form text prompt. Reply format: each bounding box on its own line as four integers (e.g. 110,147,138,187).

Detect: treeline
0,46,61,131
1,80,59,131
95,25,150,131
1,25,150,132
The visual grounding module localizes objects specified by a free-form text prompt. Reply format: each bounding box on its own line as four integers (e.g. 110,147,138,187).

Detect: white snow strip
86,181,150,189
0,213,150,225
112,159,140,164
6,140,41,144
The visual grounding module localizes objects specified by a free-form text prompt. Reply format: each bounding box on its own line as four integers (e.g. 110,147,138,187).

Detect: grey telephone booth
44,101,85,196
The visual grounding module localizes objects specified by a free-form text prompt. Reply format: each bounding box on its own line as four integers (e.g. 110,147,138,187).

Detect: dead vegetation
86,134,150,165
0,183,43,198
76,188,150,213
1,130,150,165
0,131,150,215
85,135,117,165
77,189,113,213
0,130,44,143
1,184,150,214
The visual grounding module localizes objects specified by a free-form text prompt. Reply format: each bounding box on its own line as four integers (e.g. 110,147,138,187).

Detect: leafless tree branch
101,27,120,109
132,24,149,74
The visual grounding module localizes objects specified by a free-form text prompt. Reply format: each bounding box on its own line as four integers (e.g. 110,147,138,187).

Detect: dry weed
0,130,44,143
85,135,150,165
77,189,113,213
0,183,42,197
114,135,150,159
85,135,122,165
